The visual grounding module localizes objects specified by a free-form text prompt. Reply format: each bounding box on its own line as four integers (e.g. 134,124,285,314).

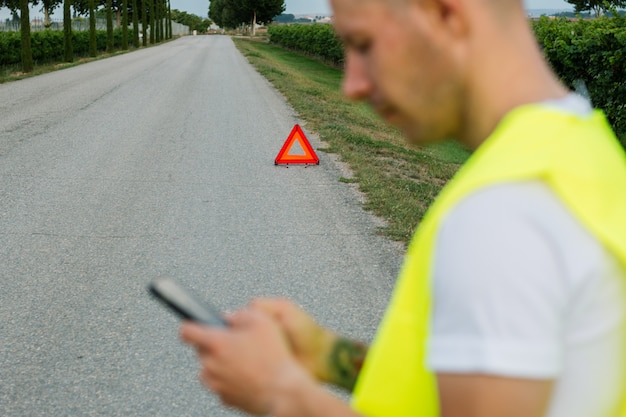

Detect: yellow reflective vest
352,104,626,417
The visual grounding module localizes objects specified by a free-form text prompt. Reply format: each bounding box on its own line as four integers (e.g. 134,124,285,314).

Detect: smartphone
148,277,227,327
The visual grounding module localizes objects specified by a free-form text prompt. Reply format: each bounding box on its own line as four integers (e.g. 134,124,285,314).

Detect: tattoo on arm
328,337,368,392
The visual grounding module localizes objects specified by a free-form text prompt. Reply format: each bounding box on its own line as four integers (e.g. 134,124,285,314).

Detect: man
181,0,626,416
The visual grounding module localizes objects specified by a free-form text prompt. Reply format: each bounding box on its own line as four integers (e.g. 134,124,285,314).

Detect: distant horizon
0,5,581,21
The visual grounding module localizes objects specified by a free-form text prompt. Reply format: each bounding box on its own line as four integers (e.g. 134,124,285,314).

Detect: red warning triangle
274,124,319,165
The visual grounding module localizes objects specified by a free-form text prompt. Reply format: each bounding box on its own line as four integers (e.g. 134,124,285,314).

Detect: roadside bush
269,20,626,147
268,24,343,65
0,32,22,66
30,31,65,62
0,28,135,67
533,16,626,147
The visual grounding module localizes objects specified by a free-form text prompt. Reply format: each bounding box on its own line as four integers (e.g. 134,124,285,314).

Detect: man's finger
180,321,222,346
228,308,273,328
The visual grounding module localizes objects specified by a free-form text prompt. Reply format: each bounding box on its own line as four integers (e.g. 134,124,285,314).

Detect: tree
132,0,139,46
121,0,128,49
565,0,626,17
157,0,162,41
1,0,27,69
71,0,99,56
41,0,62,28
106,0,113,52
155,0,160,41
167,0,172,39
274,13,294,23
208,0,220,26
88,0,97,56
245,0,285,30
149,0,155,43
3,0,62,28
19,0,33,72
141,0,147,45
171,9,211,33
63,0,73,62
209,0,284,31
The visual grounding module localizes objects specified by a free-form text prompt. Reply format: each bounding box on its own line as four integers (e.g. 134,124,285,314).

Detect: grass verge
1,56,110,84
0,49,136,84
233,38,469,244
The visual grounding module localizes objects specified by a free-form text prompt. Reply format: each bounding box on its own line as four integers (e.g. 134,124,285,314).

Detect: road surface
0,36,402,416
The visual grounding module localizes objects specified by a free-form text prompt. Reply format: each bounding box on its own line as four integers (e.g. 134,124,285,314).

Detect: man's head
330,0,557,148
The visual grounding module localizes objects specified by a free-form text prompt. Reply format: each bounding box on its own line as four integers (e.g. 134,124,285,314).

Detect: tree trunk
157,0,165,42
44,7,51,29
593,6,602,18
252,10,256,36
20,0,33,73
155,0,160,42
88,0,96,57
122,0,128,50
63,0,73,62
106,0,113,52
132,0,139,47
167,0,172,39
150,0,156,44
141,0,148,46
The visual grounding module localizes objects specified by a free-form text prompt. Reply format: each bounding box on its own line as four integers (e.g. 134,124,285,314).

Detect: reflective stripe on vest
352,105,626,417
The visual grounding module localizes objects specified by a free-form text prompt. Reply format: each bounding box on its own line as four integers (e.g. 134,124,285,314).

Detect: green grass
0,52,125,84
234,38,470,243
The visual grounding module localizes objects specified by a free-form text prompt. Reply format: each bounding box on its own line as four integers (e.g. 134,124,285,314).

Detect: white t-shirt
427,98,626,417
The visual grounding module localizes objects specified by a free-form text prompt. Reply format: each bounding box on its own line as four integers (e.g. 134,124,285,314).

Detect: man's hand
180,309,311,416
250,298,368,391
248,298,339,382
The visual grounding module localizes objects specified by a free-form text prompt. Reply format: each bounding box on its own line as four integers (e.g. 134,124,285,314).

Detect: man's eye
352,41,371,54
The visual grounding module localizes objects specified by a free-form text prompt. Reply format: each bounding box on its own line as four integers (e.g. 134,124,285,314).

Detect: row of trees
1,0,176,72
209,0,284,34
273,13,324,23
565,0,626,17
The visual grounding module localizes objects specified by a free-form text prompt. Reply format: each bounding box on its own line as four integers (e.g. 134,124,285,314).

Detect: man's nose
342,52,372,101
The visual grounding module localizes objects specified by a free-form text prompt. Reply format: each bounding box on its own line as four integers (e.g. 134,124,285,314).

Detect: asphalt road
0,36,403,416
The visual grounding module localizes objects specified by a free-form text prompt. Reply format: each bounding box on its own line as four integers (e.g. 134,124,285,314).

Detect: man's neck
458,16,569,150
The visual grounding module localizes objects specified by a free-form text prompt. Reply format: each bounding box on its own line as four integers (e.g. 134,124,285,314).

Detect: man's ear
410,0,469,40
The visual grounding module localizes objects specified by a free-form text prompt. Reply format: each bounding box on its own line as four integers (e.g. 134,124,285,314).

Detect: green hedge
0,31,22,66
0,28,132,66
269,21,626,146
532,16,626,146
268,24,343,64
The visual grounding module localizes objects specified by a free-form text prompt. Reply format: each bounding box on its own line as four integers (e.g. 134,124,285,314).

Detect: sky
0,0,575,21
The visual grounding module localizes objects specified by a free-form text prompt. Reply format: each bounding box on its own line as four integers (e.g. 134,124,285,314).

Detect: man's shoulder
439,181,605,269
438,178,626,311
